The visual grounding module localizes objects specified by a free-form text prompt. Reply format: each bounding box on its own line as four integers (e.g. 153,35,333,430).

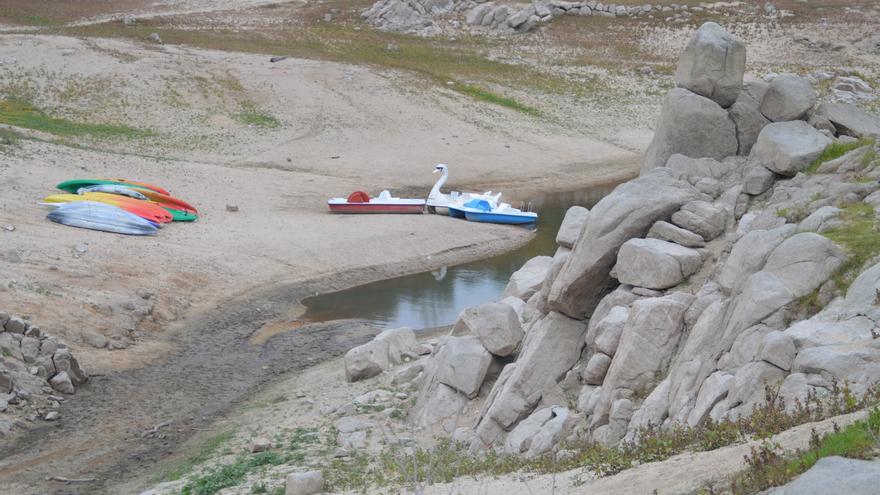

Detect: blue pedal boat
457,199,538,225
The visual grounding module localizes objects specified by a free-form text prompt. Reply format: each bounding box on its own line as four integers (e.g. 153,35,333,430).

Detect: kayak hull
47,202,158,236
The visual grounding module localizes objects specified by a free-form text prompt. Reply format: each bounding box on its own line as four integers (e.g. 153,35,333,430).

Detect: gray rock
344,339,390,382
145,32,162,44
592,306,629,356
674,22,746,107
556,206,590,248
770,456,880,495
793,344,880,397
786,317,875,350
475,312,586,443
457,302,523,357
643,88,738,172
742,166,775,195
729,100,771,155
0,334,23,361
503,256,553,301
758,331,796,371
82,332,108,349
375,327,418,364
286,471,324,495
548,169,700,319
4,317,26,334
760,74,815,122
671,200,727,240
726,361,786,418
576,384,599,414
817,102,880,138
466,4,494,25
250,438,272,453
49,371,75,394
52,348,87,385
750,121,833,176
717,224,795,292
615,238,702,290
19,336,39,363
798,206,841,233
647,220,706,247
592,294,692,427
433,336,492,398
686,371,733,427
582,353,612,385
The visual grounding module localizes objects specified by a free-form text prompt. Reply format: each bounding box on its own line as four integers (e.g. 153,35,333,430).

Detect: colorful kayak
165,208,198,222
47,201,159,236
43,193,173,225
57,179,169,196
101,178,171,196
328,190,425,214
135,189,198,214
77,184,149,200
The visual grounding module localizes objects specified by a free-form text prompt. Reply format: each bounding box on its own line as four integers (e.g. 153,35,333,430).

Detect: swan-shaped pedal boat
328,190,426,214
426,164,501,218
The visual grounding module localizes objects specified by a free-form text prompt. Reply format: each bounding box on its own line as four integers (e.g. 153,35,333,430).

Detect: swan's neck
428,167,449,200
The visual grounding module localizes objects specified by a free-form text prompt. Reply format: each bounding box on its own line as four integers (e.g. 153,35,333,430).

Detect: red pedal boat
328,190,425,214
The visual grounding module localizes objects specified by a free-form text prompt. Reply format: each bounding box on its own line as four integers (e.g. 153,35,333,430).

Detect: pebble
44,411,60,421
1,225,14,232
73,243,88,254
250,438,272,453
226,204,239,212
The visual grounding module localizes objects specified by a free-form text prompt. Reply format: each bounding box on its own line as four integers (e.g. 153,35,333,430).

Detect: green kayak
164,208,198,222
57,179,154,194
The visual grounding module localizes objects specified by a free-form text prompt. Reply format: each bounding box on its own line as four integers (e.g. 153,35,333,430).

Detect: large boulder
433,336,492,398
643,88,738,172
614,238,702,290
729,99,771,155
375,327,418,365
750,121,833,176
502,256,553,300
547,169,701,319
504,406,573,458
647,220,706,248
769,456,880,495
674,22,746,108
792,344,880,397
455,302,523,357
716,224,795,292
555,206,590,248
760,74,815,122
344,339,390,382
474,312,587,446
671,200,727,240
817,102,880,138
591,294,693,427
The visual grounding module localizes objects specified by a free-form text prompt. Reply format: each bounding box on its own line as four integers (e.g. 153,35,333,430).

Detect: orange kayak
136,189,198,214
101,178,171,196
43,193,173,225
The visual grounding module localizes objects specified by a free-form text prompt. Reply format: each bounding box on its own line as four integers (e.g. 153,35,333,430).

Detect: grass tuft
0,97,153,139
234,103,281,129
805,138,875,174
180,451,287,495
822,202,880,290
160,430,236,482
456,84,541,116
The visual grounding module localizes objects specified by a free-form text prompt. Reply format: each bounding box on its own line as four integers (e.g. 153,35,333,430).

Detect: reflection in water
302,185,616,330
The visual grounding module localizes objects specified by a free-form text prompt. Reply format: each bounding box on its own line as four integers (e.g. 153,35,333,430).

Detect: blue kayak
47,201,159,235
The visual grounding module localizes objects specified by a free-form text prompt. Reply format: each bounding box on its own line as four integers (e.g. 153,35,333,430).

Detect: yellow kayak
42,193,173,224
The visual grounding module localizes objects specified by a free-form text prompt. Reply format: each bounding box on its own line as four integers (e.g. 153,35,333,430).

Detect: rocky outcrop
385,21,880,464
760,74,816,122
0,311,88,436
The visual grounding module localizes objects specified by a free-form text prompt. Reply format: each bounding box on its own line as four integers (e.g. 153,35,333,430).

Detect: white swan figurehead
427,163,501,209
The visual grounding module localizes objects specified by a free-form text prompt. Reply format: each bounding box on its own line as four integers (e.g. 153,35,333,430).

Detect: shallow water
301,185,616,330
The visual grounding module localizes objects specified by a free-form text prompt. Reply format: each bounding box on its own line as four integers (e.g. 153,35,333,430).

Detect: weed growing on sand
0,97,152,139
727,407,880,494
456,84,541,116
233,103,281,129
319,383,879,492
805,138,875,174
823,202,880,290
181,451,287,495
160,430,236,482
0,127,21,151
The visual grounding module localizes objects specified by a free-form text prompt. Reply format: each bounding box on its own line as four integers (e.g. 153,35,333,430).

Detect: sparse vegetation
805,138,875,174
0,97,153,140
823,202,880,289
457,84,541,116
234,104,281,129
727,407,880,494
159,430,236,482
180,451,287,495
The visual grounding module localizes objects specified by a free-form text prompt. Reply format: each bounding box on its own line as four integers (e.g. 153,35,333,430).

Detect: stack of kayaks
43,179,199,235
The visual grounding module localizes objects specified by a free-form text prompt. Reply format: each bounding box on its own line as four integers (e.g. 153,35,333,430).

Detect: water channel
301,184,617,330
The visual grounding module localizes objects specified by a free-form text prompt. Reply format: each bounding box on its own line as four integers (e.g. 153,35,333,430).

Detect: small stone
286,471,324,495
332,447,350,458
226,204,239,212
44,411,60,421
121,14,136,25
73,243,88,254
145,32,162,44
270,56,287,63
82,332,108,349
49,372,75,395
1,225,14,232
250,438,271,453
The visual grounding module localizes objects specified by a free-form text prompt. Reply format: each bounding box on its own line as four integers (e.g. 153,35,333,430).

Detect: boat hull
328,203,425,214
464,211,538,225
446,206,467,219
